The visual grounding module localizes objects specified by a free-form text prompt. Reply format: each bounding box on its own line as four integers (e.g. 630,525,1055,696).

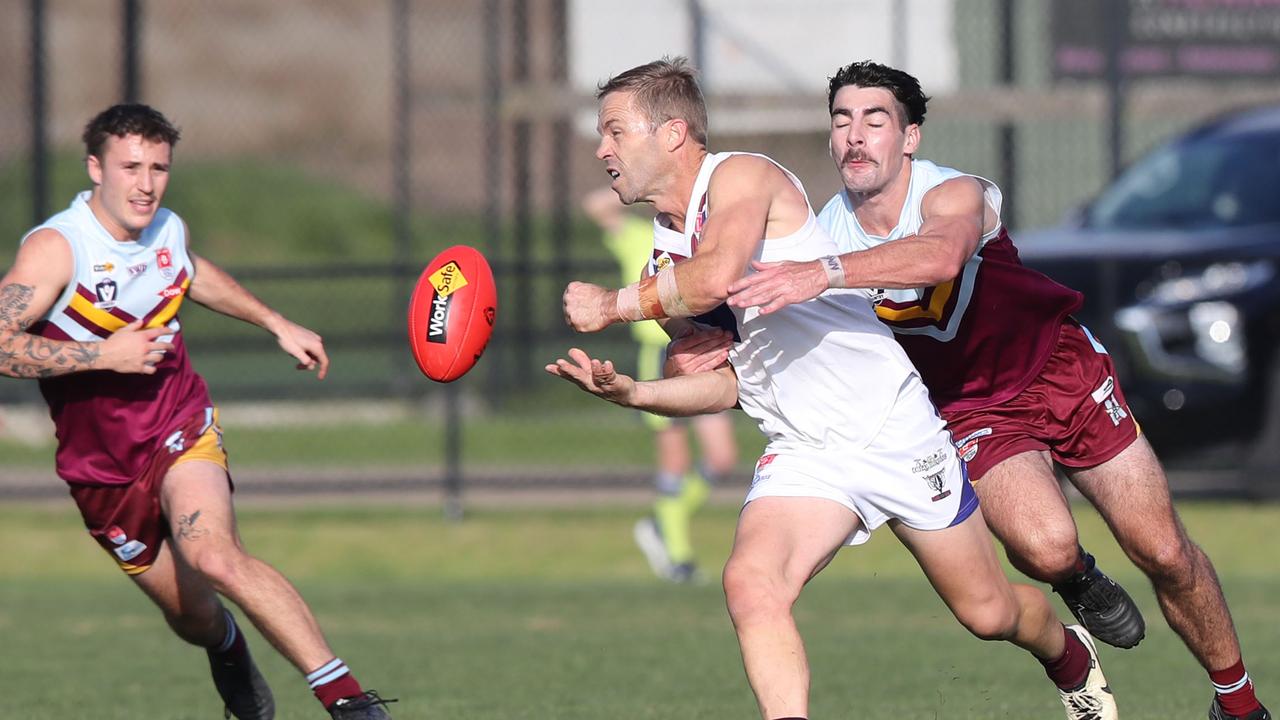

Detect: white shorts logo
1103,396,1129,426
164,430,186,454
113,540,147,562
955,428,991,464
751,454,777,488
1090,376,1116,404
1091,376,1128,427
923,470,951,502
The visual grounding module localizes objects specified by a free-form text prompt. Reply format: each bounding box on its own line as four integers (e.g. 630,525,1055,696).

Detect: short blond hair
597,56,708,145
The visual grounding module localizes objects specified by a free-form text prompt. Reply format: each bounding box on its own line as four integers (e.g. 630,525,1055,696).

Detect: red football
407,245,498,382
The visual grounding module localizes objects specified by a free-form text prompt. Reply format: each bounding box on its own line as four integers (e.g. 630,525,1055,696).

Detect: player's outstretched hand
272,318,329,380
563,281,614,333
664,326,732,377
545,347,636,405
728,259,828,314
100,319,175,375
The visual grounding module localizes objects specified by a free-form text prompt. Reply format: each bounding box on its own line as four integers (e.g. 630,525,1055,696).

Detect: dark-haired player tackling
723,60,1269,720
0,104,395,720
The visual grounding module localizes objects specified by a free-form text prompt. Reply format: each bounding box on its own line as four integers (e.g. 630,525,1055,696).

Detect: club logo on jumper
105,525,128,546
868,288,887,305
692,195,709,249
127,262,148,277
155,248,175,280
94,278,118,308
93,262,115,274
922,470,951,502
114,539,147,562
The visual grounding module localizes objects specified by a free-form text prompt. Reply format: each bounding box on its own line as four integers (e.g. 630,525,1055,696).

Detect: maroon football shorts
67,407,230,575
943,320,1141,483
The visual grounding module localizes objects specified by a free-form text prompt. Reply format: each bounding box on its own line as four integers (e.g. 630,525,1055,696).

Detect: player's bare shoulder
1,228,74,334
921,176,995,233
9,227,74,286
921,176,983,213
709,154,808,228
709,154,788,196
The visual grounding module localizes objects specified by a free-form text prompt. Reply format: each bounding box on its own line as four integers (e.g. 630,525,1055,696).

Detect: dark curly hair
827,61,929,127
82,104,181,159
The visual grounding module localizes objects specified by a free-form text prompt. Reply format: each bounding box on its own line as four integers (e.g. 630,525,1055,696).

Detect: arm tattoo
0,282,101,378
176,510,209,541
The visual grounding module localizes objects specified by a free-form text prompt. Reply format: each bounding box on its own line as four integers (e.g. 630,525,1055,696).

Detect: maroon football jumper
24,194,221,572
818,162,1140,481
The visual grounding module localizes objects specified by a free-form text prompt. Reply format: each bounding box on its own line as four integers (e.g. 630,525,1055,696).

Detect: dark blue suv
1017,103,1280,497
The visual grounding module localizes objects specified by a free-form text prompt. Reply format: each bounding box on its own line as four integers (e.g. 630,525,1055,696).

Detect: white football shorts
743,374,978,546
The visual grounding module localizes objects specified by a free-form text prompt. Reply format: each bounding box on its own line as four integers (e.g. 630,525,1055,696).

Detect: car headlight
1187,300,1244,374
1115,260,1272,383
1148,260,1274,304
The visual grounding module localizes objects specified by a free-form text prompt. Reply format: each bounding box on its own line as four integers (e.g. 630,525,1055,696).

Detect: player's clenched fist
562,281,615,333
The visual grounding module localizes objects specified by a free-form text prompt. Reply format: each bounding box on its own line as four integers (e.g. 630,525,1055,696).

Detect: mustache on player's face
842,149,874,166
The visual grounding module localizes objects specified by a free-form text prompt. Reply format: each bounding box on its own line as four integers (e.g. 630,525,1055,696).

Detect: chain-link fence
4,0,1280,493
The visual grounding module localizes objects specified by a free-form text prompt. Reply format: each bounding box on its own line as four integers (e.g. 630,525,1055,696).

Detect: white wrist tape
656,265,691,318
820,255,847,289
615,283,647,322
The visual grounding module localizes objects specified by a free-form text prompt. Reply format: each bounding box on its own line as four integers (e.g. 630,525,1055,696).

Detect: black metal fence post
483,0,507,402
511,0,533,387
391,0,414,398
121,0,142,102
1105,1,1128,180
30,0,48,227
688,0,706,74
551,0,572,326
998,0,1018,230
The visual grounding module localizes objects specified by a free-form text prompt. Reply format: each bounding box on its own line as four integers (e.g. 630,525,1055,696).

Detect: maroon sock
209,610,249,661
1212,658,1263,717
307,657,366,709
1041,625,1092,690
1071,547,1090,576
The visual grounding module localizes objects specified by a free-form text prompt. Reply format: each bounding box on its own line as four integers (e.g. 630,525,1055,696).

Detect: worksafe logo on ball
426,261,468,345
430,261,469,297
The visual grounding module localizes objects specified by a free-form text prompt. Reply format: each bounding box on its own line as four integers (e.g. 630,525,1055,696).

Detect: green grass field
1,499,1276,719
0,402,769,474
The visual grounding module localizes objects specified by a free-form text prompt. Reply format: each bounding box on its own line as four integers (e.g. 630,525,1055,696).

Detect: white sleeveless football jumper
650,153,976,545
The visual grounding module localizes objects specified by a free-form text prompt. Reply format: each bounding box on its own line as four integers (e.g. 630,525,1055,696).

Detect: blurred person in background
0,104,395,720
582,186,738,584
557,56,1118,720
723,60,1269,720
